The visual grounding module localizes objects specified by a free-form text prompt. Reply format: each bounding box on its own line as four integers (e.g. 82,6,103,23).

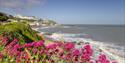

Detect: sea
38,24,125,47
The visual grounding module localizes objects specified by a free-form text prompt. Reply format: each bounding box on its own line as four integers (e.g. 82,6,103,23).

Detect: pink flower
40,50,44,54
2,37,8,45
64,42,75,51
59,52,65,59
32,41,44,47
99,54,107,61
31,42,35,46
33,48,38,54
7,38,18,47
83,44,93,56
55,49,59,53
36,41,44,47
10,48,21,56
4,38,18,52
72,49,80,56
84,44,91,49
74,56,79,61
0,52,3,59
12,38,18,43
14,44,21,49
96,60,100,63
55,42,63,46
46,43,57,49
105,60,110,63
15,51,21,56
90,60,94,63
97,54,110,63
24,43,32,47
82,54,91,61
65,53,72,60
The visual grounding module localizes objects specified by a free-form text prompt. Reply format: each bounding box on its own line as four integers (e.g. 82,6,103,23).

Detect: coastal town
0,12,58,27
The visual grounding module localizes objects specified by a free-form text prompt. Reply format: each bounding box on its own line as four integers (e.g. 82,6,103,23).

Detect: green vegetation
0,12,9,22
47,20,57,25
0,22,42,45
0,11,56,45
41,19,57,26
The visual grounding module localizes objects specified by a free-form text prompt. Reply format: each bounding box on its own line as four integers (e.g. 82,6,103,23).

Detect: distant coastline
62,24,125,27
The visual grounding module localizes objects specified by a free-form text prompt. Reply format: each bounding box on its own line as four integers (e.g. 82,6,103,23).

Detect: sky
0,0,125,25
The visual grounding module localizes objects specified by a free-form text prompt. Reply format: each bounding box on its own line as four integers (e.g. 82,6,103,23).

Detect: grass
0,22,42,45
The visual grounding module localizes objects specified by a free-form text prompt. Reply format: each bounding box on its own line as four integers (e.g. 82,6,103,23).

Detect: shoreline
35,27,125,63
32,25,125,46
44,34,125,63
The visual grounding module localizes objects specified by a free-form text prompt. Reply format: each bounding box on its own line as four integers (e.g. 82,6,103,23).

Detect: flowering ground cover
0,38,118,63
0,22,118,63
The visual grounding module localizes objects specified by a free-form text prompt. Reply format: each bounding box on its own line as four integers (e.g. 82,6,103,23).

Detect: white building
15,14,38,20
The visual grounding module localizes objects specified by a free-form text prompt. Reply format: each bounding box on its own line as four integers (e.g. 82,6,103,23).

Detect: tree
48,20,57,25
0,12,9,22
8,15,14,19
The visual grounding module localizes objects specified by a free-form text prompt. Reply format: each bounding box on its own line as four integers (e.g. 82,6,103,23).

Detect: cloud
0,0,46,10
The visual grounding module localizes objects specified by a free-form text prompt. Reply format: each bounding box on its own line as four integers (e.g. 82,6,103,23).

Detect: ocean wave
44,33,125,63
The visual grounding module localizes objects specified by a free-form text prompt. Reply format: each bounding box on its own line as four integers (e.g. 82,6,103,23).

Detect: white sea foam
45,33,125,63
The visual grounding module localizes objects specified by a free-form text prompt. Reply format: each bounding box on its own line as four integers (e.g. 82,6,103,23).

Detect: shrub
0,22,42,45
0,12,9,22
